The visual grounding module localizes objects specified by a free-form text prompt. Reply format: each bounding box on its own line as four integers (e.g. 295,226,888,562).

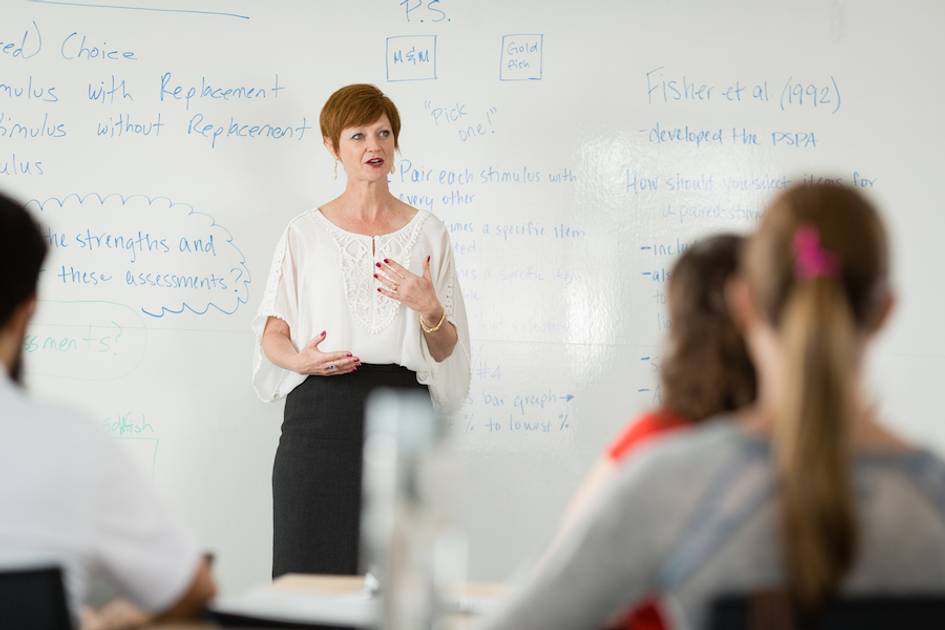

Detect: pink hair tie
793,225,840,280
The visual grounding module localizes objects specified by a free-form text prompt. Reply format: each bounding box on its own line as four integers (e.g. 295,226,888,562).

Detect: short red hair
320,84,401,153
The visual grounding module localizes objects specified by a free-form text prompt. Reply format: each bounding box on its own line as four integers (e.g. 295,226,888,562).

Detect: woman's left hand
375,256,443,322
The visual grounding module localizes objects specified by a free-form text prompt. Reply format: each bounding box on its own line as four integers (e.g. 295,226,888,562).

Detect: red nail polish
373,273,378,278
384,258,390,263
375,262,381,268
426,255,431,263
377,287,381,292
347,353,352,357
320,330,326,336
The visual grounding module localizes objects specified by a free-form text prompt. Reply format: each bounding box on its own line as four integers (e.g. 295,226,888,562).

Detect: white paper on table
211,586,380,627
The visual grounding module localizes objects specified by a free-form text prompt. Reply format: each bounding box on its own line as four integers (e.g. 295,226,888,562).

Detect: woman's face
329,114,396,183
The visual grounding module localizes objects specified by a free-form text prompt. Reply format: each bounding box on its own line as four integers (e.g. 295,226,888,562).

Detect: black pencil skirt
272,363,429,579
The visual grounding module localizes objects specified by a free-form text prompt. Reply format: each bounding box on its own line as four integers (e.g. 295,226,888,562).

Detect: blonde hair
319,84,401,154
743,183,889,610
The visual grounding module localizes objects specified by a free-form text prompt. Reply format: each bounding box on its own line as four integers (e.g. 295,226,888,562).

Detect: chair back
0,565,72,630
708,591,945,630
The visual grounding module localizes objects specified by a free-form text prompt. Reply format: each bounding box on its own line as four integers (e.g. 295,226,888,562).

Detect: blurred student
0,192,216,625
479,183,945,630
553,233,755,630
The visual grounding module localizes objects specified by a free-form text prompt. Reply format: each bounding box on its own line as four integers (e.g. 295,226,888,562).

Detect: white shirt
252,208,471,411
0,375,201,618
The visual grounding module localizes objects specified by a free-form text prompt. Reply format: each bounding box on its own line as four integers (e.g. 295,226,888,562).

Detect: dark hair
0,192,47,328
743,183,889,611
320,84,402,154
660,233,756,421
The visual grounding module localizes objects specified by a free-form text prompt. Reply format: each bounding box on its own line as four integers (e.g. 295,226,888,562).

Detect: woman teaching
252,84,470,577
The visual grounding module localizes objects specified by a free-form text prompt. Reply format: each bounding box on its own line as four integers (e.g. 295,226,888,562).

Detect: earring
389,158,395,175
333,160,339,180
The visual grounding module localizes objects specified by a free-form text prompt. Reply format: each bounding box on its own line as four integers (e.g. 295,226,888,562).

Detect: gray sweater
478,420,945,630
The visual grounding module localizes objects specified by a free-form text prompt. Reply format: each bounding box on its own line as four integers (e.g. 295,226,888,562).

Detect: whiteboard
4,0,945,595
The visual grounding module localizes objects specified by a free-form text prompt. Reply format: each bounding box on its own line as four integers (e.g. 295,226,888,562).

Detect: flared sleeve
420,227,471,413
251,227,304,402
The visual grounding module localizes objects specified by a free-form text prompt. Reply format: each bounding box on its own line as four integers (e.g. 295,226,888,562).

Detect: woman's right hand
294,331,360,376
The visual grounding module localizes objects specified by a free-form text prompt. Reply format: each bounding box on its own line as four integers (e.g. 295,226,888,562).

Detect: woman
252,84,470,578
478,183,945,630
553,233,755,630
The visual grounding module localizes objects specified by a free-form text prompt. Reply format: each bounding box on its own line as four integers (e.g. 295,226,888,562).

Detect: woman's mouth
366,157,385,168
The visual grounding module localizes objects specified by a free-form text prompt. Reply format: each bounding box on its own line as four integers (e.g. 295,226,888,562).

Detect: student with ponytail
742,191,883,612
478,183,945,630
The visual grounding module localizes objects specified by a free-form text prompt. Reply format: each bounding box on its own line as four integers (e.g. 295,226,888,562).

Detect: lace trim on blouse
316,210,430,334
441,276,454,317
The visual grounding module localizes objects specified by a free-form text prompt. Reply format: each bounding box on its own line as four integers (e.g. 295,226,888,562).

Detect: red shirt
605,409,691,630
607,410,690,462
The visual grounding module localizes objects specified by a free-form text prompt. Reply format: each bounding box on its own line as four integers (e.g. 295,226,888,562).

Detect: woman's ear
323,137,337,158
867,287,896,337
7,295,36,343
726,275,756,333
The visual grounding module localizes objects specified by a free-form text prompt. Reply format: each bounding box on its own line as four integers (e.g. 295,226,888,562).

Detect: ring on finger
327,364,336,370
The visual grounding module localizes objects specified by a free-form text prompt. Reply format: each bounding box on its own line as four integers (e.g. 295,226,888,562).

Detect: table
142,574,503,629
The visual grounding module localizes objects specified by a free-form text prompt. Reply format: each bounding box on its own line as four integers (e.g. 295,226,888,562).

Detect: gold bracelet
420,308,447,334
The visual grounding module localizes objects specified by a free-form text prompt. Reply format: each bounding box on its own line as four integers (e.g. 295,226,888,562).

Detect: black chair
0,566,72,630
708,590,945,630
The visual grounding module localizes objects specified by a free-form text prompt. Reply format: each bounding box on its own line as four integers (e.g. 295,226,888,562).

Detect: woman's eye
379,130,390,138
351,133,363,140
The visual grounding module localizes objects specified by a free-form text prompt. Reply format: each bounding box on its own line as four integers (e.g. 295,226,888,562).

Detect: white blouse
252,208,470,412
